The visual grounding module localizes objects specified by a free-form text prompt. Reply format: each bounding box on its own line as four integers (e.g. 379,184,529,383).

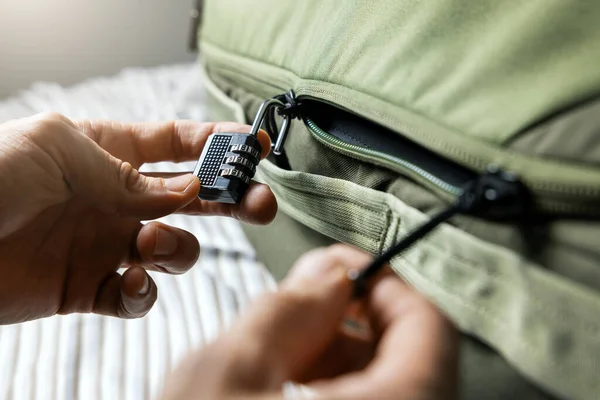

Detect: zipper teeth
209,62,600,215
305,118,463,197
210,59,600,199
300,90,600,199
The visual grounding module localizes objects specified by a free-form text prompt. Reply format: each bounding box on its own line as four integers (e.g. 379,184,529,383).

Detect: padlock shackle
249,98,286,136
249,97,291,156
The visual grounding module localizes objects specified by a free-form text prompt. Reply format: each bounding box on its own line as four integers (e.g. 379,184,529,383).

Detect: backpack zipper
262,90,600,216
203,53,600,215
269,91,479,203
304,112,464,198
253,92,530,292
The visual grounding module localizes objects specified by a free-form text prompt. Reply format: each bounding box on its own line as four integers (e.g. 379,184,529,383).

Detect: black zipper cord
351,203,461,297
351,166,530,298
276,91,302,120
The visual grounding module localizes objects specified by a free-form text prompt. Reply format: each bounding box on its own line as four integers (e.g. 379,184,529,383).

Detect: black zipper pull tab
456,165,529,220
351,166,530,297
188,0,204,52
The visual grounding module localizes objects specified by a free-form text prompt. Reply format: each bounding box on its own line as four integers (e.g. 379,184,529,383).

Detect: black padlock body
193,132,262,204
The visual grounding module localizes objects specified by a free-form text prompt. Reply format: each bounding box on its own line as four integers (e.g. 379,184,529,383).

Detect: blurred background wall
0,0,196,98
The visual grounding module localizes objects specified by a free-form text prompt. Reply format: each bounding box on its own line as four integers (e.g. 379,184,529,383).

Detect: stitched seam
263,170,384,214
278,183,381,216
377,208,393,255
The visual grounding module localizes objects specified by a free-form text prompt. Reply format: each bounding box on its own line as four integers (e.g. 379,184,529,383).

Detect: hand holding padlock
193,96,294,204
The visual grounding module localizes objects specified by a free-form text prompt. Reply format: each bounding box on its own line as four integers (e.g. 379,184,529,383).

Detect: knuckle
37,111,69,124
37,112,76,131
169,121,186,162
117,160,145,192
327,243,373,265
290,247,343,276
27,112,75,138
76,119,96,139
119,290,157,319
291,248,321,266
293,244,371,275
295,247,334,265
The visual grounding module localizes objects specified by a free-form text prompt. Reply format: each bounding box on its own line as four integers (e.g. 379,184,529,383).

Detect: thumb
224,247,361,390
60,130,200,219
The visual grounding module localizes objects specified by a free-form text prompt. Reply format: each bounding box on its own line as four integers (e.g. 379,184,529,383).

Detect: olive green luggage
193,1,600,399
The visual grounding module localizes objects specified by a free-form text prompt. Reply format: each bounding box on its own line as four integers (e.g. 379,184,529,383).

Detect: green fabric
200,0,600,145
200,1,600,194
508,98,600,165
200,41,600,216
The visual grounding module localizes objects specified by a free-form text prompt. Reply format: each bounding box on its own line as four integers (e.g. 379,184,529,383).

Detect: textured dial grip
193,133,262,204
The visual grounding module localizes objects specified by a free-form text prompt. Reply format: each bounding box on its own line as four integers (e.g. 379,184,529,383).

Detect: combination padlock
193,96,294,204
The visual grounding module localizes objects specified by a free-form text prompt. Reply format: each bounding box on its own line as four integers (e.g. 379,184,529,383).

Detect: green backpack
193,1,600,399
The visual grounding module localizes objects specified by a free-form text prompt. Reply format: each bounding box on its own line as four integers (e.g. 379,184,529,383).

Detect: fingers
217,245,371,390
158,244,458,400
133,221,200,274
66,120,274,222
178,182,278,225
141,174,278,225
56,127,201,220
92,267,158,319
76,120,272,167
90,220,199,319
311,274,460,400
367,276,460,399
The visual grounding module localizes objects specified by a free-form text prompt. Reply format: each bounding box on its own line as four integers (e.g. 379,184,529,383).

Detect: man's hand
0,113,276,324
161,245,460,400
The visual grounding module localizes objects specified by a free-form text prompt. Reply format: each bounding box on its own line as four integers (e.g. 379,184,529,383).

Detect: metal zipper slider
188,0,203,52
351,166,530,297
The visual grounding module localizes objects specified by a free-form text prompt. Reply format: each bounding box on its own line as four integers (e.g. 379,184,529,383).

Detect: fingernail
165,174,197,193
138,273,150,296
154,227,178,256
